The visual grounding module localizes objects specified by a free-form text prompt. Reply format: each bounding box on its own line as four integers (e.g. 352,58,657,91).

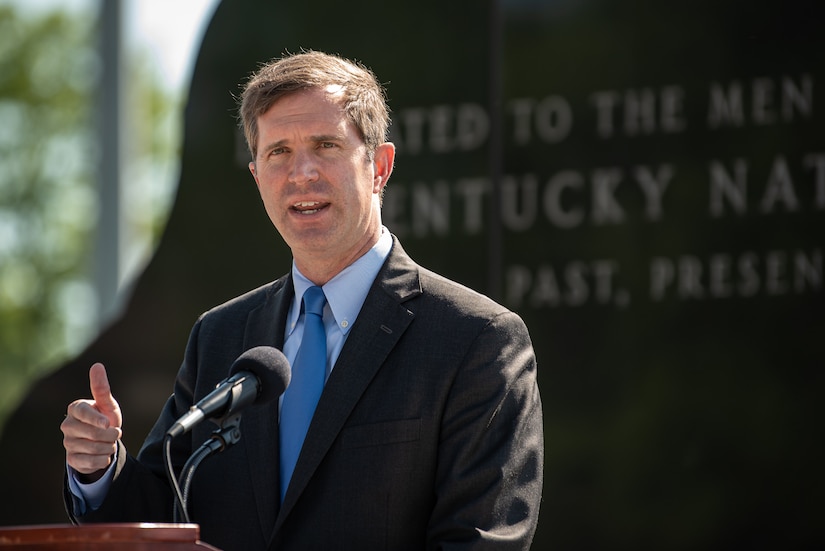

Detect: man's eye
320,142,336,149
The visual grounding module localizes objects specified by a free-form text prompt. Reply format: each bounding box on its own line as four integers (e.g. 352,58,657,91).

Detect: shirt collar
287,227,393,336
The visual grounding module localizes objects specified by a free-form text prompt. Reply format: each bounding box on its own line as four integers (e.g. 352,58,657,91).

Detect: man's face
249,87,393,274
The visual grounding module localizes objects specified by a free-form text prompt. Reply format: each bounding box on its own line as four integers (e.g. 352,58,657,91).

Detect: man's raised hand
60,363,123,481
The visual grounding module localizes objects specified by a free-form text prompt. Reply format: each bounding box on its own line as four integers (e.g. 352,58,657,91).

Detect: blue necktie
279,286,327,502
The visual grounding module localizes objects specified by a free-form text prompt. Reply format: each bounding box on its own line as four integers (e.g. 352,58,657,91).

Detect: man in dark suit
61,51,543,550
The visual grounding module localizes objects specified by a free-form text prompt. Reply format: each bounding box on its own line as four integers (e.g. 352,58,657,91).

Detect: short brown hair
239,50,390,160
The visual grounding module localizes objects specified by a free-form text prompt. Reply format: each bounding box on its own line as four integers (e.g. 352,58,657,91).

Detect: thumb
89,363,122,429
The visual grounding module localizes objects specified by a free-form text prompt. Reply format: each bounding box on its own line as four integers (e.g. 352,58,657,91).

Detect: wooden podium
0,524,220,550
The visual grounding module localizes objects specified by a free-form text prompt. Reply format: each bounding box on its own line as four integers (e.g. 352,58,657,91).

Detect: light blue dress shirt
68,227,393,514
284,227,393,385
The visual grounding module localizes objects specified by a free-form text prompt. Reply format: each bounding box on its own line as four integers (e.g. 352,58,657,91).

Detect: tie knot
303,286,326,317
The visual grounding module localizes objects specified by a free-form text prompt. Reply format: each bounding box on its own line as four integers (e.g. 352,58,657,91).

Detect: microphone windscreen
230,346,291,404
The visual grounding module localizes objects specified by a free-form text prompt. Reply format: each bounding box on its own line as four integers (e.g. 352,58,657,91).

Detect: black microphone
167,346,290,438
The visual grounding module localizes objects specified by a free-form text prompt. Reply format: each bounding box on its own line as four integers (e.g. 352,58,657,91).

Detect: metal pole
96,0,122,325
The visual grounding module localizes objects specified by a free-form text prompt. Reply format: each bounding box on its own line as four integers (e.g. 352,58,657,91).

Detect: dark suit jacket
69,237,544,550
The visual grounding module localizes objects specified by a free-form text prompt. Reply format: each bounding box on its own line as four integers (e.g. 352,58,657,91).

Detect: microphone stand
166,413,244,523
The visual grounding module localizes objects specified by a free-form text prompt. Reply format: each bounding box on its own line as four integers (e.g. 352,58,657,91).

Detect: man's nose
288,150,320,185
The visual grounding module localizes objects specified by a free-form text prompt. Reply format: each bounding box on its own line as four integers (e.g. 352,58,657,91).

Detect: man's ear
373,142,396,193
249,161,260,189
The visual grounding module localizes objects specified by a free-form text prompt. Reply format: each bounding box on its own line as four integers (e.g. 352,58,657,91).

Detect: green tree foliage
0,4,179,435
0,5,98,434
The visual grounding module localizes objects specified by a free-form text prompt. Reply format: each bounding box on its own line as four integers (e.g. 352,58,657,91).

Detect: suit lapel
240,276,293,545
272,238,422,535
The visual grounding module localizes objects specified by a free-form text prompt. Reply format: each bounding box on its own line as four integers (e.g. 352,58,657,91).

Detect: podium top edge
0,523,201,544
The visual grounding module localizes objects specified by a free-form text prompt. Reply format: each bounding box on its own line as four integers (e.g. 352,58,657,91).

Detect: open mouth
291,201,328,215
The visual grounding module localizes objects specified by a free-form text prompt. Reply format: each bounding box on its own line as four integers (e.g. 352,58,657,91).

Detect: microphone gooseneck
165,346,291,523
